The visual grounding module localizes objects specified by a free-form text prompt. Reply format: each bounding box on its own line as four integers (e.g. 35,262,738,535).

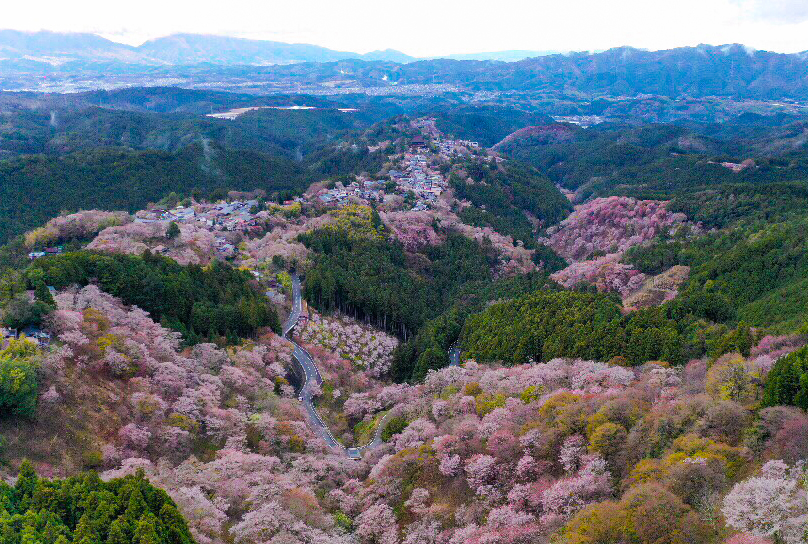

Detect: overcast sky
5,0,808,56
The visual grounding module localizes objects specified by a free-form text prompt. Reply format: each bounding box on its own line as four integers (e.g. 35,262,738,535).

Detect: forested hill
29,251,280,344
0,462,195,544
0,103,390,158
497,120,808,203
431,105,554,147
0,146,306,244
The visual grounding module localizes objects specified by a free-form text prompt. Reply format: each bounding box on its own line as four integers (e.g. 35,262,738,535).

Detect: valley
2,76,808,544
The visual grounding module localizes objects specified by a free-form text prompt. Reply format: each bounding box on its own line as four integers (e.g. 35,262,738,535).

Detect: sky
4,0,808,56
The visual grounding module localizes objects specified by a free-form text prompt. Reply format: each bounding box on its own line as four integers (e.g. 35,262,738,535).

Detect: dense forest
499,120,808,202
0,145,306,244
764,345,808,409
0,92,402,157
26,251,279,343
391,270,557,382
460,290,687,366
0,462,194,544
301,208,498,341
451,160,573,246
625,214,808,332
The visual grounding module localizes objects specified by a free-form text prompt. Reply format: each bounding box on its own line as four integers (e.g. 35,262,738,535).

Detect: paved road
350,409,396,455
282,272,379,459
282,274,303,337
449,346,461,366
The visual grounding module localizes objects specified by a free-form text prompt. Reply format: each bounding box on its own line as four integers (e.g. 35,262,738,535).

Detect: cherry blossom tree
722,460,808,543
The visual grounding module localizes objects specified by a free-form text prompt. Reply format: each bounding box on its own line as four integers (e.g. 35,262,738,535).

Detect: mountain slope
0,30,414,67
0,29,140,63
140,33,356,64
4,32,808,100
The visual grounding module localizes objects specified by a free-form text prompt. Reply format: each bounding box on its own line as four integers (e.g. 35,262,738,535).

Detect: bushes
763,346,808,409
0,357,38,418
562,483,712,544
0,462,195,544
1,295,52,330
0,338,39,418
381,416,408,442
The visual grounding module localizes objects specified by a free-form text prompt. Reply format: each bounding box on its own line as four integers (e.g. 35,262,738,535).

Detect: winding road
280,273,462,458
282,273,382,459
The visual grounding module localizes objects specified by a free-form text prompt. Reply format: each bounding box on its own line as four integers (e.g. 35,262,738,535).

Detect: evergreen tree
133,514,161,544
0,466,195,544
166,222,180,240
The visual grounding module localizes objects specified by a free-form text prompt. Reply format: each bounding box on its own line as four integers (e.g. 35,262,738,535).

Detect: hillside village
92,118,501,262
313,117,490,210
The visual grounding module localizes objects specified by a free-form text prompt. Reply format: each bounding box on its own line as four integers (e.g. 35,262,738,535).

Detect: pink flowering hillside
5,297,806,544
542,196,688,262
540,196,693,299
0,286,370,543
287,331,803,544
380,211,443,251
24,210,132,248
88,221,222,265
299,311,399,377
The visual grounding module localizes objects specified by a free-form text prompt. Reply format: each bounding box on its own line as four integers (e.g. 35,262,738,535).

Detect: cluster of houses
391,152,447,209
436,138,480,157
718,159,757,173
1,325,51,346
314,147,449,212
311,118,502,213
316,179,387,206
28,246,63,260
313,121,468,212
130,199,277,260
551,115,605,128
135,200,265,234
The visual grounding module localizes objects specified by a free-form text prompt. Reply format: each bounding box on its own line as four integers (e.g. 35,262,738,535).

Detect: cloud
732,0,808,24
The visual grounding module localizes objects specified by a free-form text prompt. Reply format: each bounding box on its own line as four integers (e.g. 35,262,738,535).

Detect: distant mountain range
250,44,808,100
0,30,557,68
0,30,415,66
429,50,562,62
3,30,808,101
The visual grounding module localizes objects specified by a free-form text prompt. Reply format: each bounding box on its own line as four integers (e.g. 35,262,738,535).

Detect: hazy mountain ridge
432,49,560,61
0,29,416,66
0,30,562,66
6,31,808,100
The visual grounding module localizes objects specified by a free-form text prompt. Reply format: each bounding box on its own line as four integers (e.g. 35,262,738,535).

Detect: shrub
0,342,39,418
382,416,408,442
